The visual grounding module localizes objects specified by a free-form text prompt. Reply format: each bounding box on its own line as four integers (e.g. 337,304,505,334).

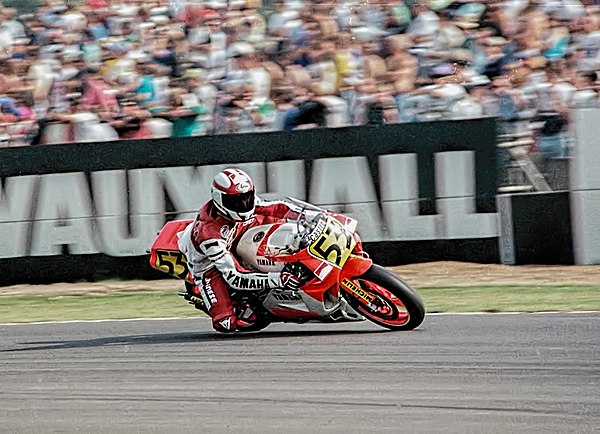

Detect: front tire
341,264,425,331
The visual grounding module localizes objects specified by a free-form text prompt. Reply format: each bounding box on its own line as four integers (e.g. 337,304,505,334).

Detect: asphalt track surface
1,313,598,434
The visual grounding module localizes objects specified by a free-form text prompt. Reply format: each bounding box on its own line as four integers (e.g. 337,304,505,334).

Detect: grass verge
420,285,600,313
0,286,599,324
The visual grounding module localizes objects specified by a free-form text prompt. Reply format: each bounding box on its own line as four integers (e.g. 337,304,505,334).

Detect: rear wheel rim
354,280,410,326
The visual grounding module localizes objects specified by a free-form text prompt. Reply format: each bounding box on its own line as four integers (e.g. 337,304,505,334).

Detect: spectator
572,70,599,108
271,82,299,131
0,0,593,153
82,71,120,114
157,89,206,137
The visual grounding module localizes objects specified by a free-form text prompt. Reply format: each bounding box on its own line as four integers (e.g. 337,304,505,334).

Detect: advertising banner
0,120,499,284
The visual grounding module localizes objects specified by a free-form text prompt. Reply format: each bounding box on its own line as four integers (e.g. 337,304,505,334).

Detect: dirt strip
388,261,600,287
2,262,600,297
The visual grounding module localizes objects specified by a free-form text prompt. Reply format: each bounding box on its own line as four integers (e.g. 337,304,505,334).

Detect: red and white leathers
178,197,294,332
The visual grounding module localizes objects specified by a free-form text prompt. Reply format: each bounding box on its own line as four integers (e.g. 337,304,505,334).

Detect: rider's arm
255,197,326,224
197,237,282,291
255,197,297,220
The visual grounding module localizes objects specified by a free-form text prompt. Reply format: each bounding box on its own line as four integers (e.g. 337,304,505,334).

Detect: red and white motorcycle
150,198,425,331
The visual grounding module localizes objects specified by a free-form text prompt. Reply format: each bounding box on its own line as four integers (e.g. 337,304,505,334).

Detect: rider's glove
280,270,302,291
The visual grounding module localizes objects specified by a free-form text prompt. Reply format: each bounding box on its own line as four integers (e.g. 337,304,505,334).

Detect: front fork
338,251,374,309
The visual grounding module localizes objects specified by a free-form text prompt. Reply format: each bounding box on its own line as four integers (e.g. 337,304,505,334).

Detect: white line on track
428,310,600,316
1,311,598,326
0,317,210,326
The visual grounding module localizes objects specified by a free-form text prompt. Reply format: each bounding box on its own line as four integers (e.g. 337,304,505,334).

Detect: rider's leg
200,268,238,332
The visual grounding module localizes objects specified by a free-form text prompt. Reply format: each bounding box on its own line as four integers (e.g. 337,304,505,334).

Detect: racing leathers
178,197,294,332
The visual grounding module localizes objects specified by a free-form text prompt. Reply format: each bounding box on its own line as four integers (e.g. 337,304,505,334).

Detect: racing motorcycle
149,198,425,331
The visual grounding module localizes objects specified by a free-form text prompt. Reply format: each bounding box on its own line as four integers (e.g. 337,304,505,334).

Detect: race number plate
308,217,356,268
155,249,189,279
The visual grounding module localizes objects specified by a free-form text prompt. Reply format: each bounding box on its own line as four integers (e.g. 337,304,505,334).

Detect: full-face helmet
211,168,256,222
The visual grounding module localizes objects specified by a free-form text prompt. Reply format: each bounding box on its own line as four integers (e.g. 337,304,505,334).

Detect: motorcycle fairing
306,216,356,269
235,225,286,272
149,219,194,282
233,213,367,319
235,223,340,318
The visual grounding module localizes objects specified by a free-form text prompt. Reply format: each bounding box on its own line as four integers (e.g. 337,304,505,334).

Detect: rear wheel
341,264,425,331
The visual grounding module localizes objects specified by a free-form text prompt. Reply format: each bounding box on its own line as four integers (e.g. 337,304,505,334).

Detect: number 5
156,250,188,278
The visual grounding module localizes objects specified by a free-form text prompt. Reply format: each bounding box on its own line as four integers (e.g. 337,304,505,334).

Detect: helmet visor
221,191,255,213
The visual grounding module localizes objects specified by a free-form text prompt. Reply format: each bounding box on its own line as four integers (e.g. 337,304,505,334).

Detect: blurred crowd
0,0,598,158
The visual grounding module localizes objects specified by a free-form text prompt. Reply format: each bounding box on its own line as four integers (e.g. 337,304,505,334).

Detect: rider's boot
234,301,270,332
236,303,257,328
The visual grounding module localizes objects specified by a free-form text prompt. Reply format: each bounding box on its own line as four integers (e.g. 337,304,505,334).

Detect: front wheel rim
353,280,410,326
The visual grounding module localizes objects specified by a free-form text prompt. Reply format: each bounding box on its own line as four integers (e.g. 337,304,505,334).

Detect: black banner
0,120,499,285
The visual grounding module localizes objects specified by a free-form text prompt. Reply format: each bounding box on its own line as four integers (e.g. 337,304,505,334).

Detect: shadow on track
2,328,390,352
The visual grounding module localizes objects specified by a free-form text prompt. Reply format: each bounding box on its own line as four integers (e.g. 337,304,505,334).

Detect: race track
1,313,599,433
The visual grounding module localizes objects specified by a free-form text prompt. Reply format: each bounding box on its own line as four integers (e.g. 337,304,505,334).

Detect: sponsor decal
225,270,270,290
256,257,275,267
218,317,232,330
0,153,497,260
220,225,229,239
305,218,327,245
341,278,376,304
236,183,250,192
203,277,218,304
253,231,265,243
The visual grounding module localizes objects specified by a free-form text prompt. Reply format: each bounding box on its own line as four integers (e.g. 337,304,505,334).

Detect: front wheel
341,264,425,331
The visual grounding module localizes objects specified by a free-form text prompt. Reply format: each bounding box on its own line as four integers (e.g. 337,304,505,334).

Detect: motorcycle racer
178,168,303,332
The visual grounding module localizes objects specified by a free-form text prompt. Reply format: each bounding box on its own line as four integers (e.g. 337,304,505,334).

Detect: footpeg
179,291,207,312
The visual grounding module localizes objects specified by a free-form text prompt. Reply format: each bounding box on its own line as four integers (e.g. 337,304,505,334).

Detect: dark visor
222,191,255,213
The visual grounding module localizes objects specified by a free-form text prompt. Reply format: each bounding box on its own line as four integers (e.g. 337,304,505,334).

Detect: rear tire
342,264,425,331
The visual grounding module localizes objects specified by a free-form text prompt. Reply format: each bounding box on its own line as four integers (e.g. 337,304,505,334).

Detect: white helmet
211,168,256,222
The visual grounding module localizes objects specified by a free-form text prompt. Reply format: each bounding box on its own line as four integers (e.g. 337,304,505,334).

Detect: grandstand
0,0,597,191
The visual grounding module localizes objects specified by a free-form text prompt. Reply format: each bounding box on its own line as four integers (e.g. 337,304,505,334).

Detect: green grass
419,285,600,313
0,292,200,324
1,286,599,324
